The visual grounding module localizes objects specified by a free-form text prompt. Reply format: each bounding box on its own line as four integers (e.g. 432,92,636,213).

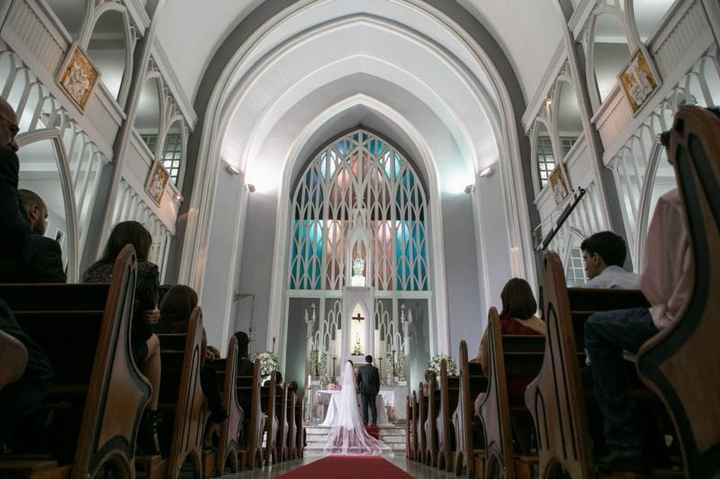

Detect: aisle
275,456,413,479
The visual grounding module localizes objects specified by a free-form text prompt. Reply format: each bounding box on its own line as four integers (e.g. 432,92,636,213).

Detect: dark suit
0,148,31,274
357,363,380,425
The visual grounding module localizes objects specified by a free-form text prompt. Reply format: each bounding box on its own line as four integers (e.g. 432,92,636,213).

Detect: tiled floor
222,454,459,479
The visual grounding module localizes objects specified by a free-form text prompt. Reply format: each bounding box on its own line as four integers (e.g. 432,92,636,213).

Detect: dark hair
365,355,373,364
234,331,250,356
347,360,354,367
17,189,45,217
500,278,537,320
580,231,627,267
159,285,198,331
102,221,153,262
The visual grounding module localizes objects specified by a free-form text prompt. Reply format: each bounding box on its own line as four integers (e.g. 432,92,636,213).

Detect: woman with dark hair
476,277,544,371
159,285,227,439
83,220,162,454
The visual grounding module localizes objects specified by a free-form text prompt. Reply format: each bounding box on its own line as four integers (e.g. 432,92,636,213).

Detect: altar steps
304,425,407,454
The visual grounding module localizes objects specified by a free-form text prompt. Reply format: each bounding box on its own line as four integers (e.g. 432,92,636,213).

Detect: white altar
311,385,407,426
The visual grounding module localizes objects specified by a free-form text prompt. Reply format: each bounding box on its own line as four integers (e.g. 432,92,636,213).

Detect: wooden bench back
157,308,206,479
213,335,241,474
286,390,297,458
636,105,720,478
294,392,305,457
455,340,488,477
260,375,277,464
425,374,439,464
526,253,649,479
236,359,262,468
275,383,289,460
0,246,149,479
437,358,460,469
416,383,428,461
479,308,544,479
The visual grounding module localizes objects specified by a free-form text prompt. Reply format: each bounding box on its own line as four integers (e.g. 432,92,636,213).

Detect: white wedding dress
323,362,389,455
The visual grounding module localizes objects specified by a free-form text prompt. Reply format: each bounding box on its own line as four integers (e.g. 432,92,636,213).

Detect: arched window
289,129,429,292
534,121,555,189
87,10,129,101
47,0,85,37
554,80,584,158
135,77,162,156
160,120,186,186
591,14,632,103
633,0,677,43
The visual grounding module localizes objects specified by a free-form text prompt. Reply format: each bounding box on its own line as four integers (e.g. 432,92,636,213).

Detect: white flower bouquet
256,351,280,384
427,354,458,376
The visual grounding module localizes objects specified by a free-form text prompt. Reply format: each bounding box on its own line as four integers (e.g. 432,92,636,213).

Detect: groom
357,355,380,426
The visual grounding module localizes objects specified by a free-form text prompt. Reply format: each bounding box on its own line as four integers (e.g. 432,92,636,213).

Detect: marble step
304,424,407,452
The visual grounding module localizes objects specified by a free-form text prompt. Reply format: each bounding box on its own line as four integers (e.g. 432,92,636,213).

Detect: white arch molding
179,0,536,359
17,129,81,282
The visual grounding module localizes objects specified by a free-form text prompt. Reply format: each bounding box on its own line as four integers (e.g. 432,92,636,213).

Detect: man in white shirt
581,231,639,289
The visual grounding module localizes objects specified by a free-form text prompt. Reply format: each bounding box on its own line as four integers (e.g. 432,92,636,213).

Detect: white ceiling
156,0,563,103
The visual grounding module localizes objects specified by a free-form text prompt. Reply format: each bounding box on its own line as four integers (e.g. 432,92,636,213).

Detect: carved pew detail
437,359,460,472
525,252,651,479
416,383,428,465
424,374,440,466
213,335,242,475
454,340,488,478
0,246,148,479
478,308,544,479
237,359,263,469
261,375,278,465
636,105,720,478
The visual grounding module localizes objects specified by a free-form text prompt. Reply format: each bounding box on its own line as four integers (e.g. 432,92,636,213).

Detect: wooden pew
416,384,428,464
236,359,263,469
406,394,417,460
141,308,206,479
275,383,289,462
260,375,278,465
295,392,305,459
635,105,720,478
477,308,545,479
525,252,652,479
436,359,461,472
286,389,297,460
424,374,440,466
454,340,488,478
203,335,243,476
0,246,149,479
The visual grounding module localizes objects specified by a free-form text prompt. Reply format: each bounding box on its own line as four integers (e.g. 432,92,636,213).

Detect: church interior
0,0,719,478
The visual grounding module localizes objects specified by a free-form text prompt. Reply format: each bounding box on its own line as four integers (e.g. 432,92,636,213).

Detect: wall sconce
545,97,553,108
246,184,256,193
224,161,240,175
464,184,475,194
479,166,495,178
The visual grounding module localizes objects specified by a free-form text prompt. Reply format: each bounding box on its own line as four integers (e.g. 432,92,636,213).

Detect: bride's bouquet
427,354,459,376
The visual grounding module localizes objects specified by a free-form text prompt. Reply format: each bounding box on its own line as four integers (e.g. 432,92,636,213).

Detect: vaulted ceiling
156,0,564,103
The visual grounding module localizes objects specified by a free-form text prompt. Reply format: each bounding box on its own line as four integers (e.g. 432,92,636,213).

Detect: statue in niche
351,257,366,287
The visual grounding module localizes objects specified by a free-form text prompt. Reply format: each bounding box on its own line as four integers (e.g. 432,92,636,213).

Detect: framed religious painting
57,43,99,112
619,48,660,114
145,160,170,206
548,163,571,206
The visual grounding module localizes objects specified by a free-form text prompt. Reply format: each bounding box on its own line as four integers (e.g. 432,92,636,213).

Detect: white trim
151,39,198,129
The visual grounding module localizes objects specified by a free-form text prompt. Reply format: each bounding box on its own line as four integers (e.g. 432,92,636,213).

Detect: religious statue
351,257,366,287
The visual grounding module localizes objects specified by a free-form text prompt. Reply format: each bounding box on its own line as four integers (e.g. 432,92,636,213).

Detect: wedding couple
324,355,389,455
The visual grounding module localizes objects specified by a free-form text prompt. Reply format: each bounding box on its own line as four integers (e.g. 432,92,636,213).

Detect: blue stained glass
289,220,323,289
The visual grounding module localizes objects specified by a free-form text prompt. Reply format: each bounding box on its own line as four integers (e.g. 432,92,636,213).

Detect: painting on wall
619,49,660,114
549,164,571,206
145,160,169,206
57,44,99,112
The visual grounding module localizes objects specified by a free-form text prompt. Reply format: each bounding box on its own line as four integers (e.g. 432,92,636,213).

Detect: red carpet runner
277,456,414,479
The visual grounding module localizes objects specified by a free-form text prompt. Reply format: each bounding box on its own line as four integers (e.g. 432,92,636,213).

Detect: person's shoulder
29,234,60,251
138,260,160,274
83,261,112,282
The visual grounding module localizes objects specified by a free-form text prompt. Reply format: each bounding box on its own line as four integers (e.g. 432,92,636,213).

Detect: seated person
581,231,639,289
585,144,693,471
15,189,65,283
83,221,162,454
159,285,228,429
0,329,27,389
0,299,53,453
234,331,254,377
474,278,544,454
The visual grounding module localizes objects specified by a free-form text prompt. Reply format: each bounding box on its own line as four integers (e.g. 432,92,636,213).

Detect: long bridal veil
324,361,389,455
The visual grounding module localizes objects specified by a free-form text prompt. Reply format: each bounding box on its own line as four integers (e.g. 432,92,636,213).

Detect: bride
324,360,388,455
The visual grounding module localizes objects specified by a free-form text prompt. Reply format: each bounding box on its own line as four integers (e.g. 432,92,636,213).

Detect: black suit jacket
0,148,31,271
357,364,380,396
26,235,66,283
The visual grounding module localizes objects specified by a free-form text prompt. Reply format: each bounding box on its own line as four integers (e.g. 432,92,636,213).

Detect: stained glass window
289,129,429,291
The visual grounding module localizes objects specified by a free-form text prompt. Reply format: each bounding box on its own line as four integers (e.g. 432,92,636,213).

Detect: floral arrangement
256,351,280,384
427,354,459,376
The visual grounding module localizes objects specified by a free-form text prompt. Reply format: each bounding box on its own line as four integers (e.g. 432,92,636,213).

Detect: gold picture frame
549,164,571,206
145,160,170,206
57,43,99,112
619,49,660,114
